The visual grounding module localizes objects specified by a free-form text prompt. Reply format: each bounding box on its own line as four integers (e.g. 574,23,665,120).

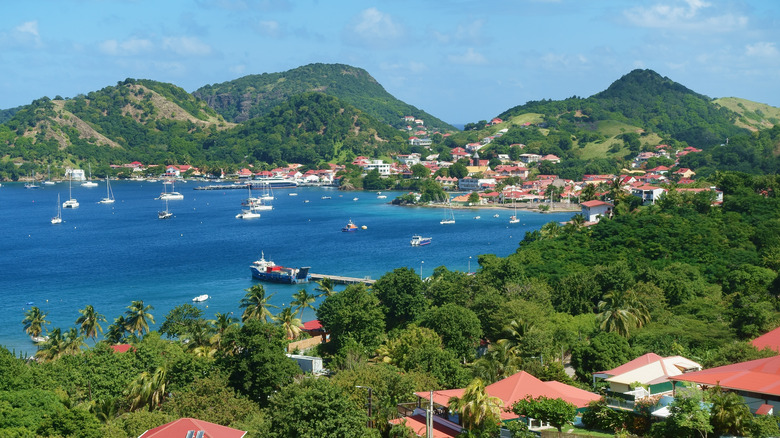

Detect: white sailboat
242,185,272,211
43,166,56,185
509,198,520,224
51,194,63,224
157,179,184,200
98,177,115,204
440,196,455,225
236,204,261,219
158,198,172,219
81,164,98,187
260,183,274,201
63,173,79,208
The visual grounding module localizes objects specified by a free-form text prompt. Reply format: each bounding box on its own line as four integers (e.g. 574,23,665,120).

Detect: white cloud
448,48,487,65
623,0,747,31
344,8,405,48
1,20,43,48
16,21,39,38
162,36,212,56
746,42,778,58
99,37,153,56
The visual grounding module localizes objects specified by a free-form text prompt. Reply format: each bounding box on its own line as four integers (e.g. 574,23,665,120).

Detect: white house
580,200,613,222
363,160,391,176
66,168,86,181
458,177,496,191
631,185,666,205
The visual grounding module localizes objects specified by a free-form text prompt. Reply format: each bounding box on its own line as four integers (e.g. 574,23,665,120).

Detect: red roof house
139,418,247,438
109,344,135,354
751,326,780,352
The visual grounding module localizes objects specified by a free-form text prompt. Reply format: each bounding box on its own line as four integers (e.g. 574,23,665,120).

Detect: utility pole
356,386,373,428
427,390,434,438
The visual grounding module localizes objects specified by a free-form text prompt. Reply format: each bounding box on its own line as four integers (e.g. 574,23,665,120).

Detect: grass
563,425,618,437
713,97,780,131
575,120,663,160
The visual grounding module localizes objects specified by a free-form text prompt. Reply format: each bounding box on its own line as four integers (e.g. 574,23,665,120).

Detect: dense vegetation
4,172,780,437
193,63,455,130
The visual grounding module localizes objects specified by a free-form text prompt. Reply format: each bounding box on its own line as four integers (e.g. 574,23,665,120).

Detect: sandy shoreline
397,201,581,213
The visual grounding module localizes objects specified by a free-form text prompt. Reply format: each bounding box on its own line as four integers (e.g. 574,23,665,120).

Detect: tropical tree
596,289,651,337
471,341,524,384
708,386,752,437
63,327,86,355
35,327,66,361
497,318,534,357
208,312,239,348
124,300,155,336
105,315,128,344
580,183,597,202
276,306,303,340
512,395,577,433
315,277,336,298
22,306,50,338
76,305,106,341
291,288,317,317
448,378,504,432
239,284,278,322
127,366,168,412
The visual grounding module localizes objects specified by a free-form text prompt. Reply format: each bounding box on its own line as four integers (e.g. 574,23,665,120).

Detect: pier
309,273,375,285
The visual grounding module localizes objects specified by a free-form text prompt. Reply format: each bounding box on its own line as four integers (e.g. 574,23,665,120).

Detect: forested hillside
193,63,455,131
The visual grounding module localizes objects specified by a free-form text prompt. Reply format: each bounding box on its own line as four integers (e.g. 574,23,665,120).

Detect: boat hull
250,266,311,284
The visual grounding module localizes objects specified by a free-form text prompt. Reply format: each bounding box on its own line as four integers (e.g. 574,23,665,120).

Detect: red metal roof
109,344,134,353
598,352,664,376
670,355,780,396
302,320,323,331
388,414,461,438
139,418,246,438
756,403,774,415
581,200,614,208
415,371,600,420
751,326,780,352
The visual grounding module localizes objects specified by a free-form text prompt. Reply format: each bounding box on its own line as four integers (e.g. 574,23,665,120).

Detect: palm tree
596,289,651,338
239,284,278,322
709,386,752,437
497,318,534,356
63,327,86,355
448,378,504,431
90,398,120,423
126,366,168,412
35,328,66,361
471,341,523,384
580,183,597,202
275,306,303,340
76,305,106,341
183,319,215,354
540,221,561,239
208,312,238,348
314,277,336,298
291,288,317,316
22,306,50,339
105,315,128,344
124,300,155,336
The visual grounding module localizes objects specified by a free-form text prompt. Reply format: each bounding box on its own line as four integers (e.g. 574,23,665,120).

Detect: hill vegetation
193,63,455,131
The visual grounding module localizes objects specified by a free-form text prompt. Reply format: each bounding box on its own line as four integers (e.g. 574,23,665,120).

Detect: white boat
25,172,39,189
288,193,298,196
157,180,183,200
377,195,387,199
63,174,79,209
474,216,481,219
493,214,499,218
192,294,210,302
242,185,272,210
353,197,359,201
81,164,98,187
260,184,274,201
98,177,115,204
321,196,331,200
236,207,261,219
410,235,432,246
509,198,520,224
158,198,172,219
44,166,56,185
51,194,63,224
440,198,455,225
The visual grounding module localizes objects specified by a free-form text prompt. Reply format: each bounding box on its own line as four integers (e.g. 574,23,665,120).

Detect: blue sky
2,0,779,124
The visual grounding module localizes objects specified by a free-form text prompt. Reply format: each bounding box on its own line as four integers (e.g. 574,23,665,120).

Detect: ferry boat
342,219,358,232
250,252,311,284
410,235,432,246
249,177,298,189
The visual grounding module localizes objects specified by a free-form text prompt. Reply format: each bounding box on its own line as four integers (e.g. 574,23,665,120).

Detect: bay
0,181,574,355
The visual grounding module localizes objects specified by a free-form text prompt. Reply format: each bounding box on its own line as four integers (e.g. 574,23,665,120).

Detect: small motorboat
410,235,432,246
192,294,210,302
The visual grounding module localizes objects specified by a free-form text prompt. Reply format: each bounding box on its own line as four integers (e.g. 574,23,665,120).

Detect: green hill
193,63,456,131
713,97,780,131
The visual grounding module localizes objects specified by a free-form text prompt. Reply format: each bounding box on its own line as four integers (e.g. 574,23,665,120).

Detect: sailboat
157,179,184,200
98,177,115,204
51,194,63,224
24,172,39,189
509,197,520,224
62,173,79,208
440,196,455,225
242,185,272,211
260,183,274,201
236,204,261,219
81,164,98,187
43,165,56,185
158,198,172,219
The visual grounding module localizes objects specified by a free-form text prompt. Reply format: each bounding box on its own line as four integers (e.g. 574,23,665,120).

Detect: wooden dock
309,273,376,285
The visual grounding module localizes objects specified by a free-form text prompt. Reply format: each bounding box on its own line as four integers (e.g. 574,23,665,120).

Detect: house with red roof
580,200,613,223
139,418,246,438
670,355,780,415
595,353,701,396
631,185,666,205
751,326,780,352
490,117,503,125
391,371,600,436
673,168,696,179
109,344,135,354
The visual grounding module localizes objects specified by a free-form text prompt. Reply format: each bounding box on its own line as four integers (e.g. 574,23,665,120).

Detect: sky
2,0,780,125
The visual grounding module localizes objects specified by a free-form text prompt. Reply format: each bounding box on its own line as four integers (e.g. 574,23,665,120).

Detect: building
138,418,247,438
597,353,701,395
631,184,666,205
670,355,780,415
458,177,496,191
580,200,613,223
363,160,391,176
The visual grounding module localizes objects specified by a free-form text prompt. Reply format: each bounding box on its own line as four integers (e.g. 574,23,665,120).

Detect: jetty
309,273,375,285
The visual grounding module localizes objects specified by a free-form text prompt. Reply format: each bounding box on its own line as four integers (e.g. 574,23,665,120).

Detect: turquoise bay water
0,181,574,355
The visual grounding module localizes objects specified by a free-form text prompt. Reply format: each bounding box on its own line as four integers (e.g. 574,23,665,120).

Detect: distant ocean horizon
0,181,573,355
